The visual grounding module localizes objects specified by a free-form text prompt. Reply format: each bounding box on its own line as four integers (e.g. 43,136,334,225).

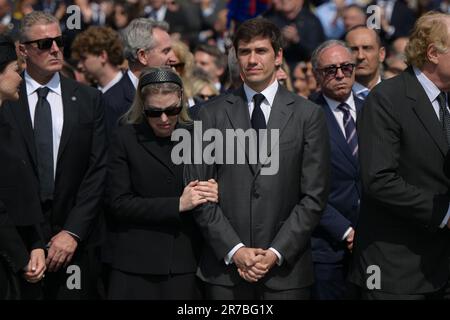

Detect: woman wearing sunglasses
0,35,46,299
106,66,218,299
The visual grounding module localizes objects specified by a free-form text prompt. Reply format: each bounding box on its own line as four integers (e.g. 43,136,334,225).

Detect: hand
46,231,78,272
23,248,46,283
238,249,278,282
282,25,300,44
346,228,355,252
194,179,218,203
232,247,265,282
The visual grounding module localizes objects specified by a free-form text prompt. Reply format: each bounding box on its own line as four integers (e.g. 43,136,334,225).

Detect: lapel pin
71,96,77,101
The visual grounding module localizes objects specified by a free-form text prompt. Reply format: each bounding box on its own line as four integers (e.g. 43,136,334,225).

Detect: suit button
253,192,260,199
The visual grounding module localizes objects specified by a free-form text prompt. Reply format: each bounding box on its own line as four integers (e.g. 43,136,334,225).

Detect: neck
356,72,379,90
97,65,120,88
27,67,55,85
245,77,276,93
130,63,143,79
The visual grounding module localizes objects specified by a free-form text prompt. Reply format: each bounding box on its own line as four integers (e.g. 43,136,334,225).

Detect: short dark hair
233,18,282,54
194,44,227,69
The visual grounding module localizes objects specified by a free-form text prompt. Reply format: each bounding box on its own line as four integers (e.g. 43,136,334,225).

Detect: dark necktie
34,87,54,202
337,102,358,158
251,93,266,131
437,92,450,147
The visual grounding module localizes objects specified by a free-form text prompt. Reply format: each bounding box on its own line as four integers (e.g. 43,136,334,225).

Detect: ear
136,48,148,66
275,49,283,68
99,50,109,64
426,43,439,65
378,46,386,63
18,43,27,60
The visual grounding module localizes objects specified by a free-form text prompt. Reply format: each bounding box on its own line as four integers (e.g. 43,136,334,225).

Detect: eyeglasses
143,105,183,118
22,36,64,50
318,63,355,78
196,93,217,101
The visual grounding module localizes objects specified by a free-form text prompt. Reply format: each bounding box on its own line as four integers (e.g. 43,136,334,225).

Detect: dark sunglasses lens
144,106,182,118
38,37,63,50
324,67,337,77
341,64,354,76
164,106,182,116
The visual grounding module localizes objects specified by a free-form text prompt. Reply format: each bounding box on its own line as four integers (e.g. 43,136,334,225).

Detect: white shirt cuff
342,227,353,241
439,205,450,228
224,243,244,265
269,247,283,266
64,230,80,241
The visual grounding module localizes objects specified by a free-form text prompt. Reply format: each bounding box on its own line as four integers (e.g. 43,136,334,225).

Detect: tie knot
253,93,265,107
438,92,447,107
337,102,350,113
37,87,50,99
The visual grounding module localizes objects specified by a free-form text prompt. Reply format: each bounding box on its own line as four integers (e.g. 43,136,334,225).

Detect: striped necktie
437,91,450,147
337,102,358,158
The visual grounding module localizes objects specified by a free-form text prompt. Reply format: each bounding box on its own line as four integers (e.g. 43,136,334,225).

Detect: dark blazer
349,67,450,294
310,93,363,264
2,74,107,246
185,84,330,290
102,72,135,139
106,122,201,275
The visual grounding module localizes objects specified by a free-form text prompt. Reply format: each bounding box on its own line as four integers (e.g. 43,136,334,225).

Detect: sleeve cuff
224,243,244,265
342,227,353,241
439,205,450,228
269,247,283,266
64,230,81,242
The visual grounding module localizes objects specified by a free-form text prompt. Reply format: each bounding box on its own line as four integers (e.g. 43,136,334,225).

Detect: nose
356,48,364,60
160,112,169,122
335,66,345,79
248,51,257,64
50,40,60,53
166,49,177,65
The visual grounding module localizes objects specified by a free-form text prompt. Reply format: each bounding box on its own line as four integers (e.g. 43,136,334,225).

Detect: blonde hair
122,66,191,125
19,11,59,43
405,11,450,68
191,77,219,97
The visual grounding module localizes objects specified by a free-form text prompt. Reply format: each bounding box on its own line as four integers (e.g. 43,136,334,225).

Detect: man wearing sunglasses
2,11,107,299
310,40,363,300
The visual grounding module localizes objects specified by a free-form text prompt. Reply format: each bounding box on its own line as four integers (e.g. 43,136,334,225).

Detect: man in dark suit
310,40,363,300
186,18,330,300
3,11,107,299
349,11,450,299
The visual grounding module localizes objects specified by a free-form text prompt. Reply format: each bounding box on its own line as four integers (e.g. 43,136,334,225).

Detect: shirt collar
127,70,139,89
323,93,356,113
98,71,123,93
414,66,441,103
352,77,381,95
25,71,61,96
243,79,279,107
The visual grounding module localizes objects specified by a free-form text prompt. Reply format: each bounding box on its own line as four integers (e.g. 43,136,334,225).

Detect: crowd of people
0,0,450,300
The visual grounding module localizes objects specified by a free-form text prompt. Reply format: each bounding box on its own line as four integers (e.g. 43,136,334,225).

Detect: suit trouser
204,281,311,300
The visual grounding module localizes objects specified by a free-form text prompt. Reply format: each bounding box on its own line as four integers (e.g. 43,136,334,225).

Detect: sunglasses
143,105,182,118
318,63,355,78
22,36,64,50
196,93,217,101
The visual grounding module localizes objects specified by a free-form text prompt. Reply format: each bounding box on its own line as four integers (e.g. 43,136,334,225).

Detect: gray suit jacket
185,84,330,290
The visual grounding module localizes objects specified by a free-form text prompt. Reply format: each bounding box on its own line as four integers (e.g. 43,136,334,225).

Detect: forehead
145,91,179,105
319,45,352,65
26,22,61,39
346,28,378,46
152,28,170,46
237,36,274,51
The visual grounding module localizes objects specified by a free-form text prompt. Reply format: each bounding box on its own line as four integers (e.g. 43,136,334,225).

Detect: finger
47,254,60,272
246,268,263,280
46,246,56,266
187,180,198,187
63,253,74,268
242,271,258,282
249,264,268,275
53,255,66,272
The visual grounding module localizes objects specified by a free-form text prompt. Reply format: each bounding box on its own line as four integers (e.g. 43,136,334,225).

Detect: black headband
140,69,183,89
0,36,17,72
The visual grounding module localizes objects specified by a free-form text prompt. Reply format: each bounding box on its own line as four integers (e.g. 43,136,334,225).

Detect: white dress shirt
352,77,381,100
127,69,139,89
98,71,123,93
25,71,63,178
414,67,450,228
323,94,358,241
225,79,283,266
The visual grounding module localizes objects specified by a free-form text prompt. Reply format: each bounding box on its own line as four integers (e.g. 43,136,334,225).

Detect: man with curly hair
349,11,450,300
71,26,124,94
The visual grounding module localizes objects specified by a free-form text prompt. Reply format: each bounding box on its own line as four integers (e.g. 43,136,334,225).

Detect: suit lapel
10,82,38,170
406,68,448,156
135,122,175,175
57,76,78,164
320,95,359,170
224,88,258,174
123,72,136,105
255,86,294,175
